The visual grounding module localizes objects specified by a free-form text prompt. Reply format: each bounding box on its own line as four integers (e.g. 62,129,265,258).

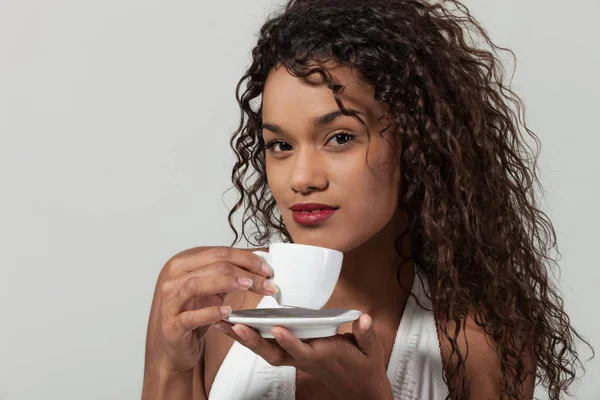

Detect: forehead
262,62,382,120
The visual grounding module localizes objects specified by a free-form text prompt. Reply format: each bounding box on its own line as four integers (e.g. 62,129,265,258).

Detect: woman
142,0,592,398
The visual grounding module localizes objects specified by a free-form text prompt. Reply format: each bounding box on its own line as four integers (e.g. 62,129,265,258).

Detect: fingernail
263,280,279,295
213,322,226,332
232,325,247,341
220,306,232,316
271,328,283,341
362,315,372,331
261,263,274,277
237,277,253,289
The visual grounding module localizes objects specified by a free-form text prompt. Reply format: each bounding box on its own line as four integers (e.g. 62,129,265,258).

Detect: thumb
353,314,377,355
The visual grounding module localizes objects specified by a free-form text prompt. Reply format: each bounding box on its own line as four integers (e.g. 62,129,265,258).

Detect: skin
143,61,536,400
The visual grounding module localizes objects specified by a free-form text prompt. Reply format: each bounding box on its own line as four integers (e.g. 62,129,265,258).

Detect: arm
142,246,272,400
192,340,208,400
141,261,208,400
141,343,207,400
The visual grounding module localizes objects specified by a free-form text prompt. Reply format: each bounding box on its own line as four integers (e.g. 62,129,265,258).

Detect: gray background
1,1,598,399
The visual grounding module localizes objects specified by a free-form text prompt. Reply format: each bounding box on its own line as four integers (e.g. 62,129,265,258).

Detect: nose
289,147,329,194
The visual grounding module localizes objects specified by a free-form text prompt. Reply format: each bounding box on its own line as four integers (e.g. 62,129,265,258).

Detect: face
261,62,402,253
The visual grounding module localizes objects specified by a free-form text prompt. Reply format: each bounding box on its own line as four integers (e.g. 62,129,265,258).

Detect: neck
325,208,415,317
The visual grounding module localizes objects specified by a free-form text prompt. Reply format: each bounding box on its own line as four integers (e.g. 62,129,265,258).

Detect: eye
264,140,293,153
327,132,355,146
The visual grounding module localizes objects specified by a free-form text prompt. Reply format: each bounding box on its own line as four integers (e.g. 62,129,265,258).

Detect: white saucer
223,308,363,339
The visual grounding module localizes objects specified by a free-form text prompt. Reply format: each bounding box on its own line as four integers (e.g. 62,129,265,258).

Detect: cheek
363,143,400,206
360,164,400,234
323,158,399,252
356,170,399,216
338,148,400,219
265,164,285,200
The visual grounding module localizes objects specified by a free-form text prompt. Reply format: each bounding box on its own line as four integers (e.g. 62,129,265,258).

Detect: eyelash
264,132,356,154
264,139,291,152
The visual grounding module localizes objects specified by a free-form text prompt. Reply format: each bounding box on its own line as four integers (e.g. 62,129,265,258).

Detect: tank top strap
387,270,449,399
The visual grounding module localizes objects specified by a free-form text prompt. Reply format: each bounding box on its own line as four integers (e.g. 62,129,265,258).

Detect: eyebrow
262,108,365,134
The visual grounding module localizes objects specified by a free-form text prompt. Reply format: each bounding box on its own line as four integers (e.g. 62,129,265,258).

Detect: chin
287,230,338,251
287,228,372,254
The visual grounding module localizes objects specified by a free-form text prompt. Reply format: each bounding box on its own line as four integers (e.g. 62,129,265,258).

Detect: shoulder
436,312,536,399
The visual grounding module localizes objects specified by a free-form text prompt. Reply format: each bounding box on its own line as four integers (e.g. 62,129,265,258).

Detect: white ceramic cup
253,243,343,309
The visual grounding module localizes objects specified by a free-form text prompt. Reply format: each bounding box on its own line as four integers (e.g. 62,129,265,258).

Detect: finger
271,327,315,361
213,321,277,345
163,275,253,315
163,262,278,297
352,314,378,355
219,323,293,367
174,247,273,277
173,305,233,333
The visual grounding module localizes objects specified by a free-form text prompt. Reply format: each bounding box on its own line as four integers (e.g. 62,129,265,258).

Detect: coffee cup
253,243,343,309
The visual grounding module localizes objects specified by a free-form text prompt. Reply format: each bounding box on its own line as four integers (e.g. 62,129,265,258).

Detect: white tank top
209,269,449,400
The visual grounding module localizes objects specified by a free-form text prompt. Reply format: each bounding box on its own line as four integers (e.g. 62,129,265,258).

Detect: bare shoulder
202,247,268,397
436,312,536,399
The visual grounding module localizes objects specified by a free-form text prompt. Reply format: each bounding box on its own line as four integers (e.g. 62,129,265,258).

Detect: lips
290,203,338,226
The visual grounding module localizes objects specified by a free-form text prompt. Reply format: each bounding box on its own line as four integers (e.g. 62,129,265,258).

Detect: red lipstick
290,203,338,226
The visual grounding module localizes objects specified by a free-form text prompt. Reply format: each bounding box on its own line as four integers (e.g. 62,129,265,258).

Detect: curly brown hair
226,0,594,398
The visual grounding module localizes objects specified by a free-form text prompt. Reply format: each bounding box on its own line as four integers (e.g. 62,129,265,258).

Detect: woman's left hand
214,314,394,400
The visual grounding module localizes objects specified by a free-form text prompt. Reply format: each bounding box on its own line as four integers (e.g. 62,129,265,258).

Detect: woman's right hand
149,246,277,374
